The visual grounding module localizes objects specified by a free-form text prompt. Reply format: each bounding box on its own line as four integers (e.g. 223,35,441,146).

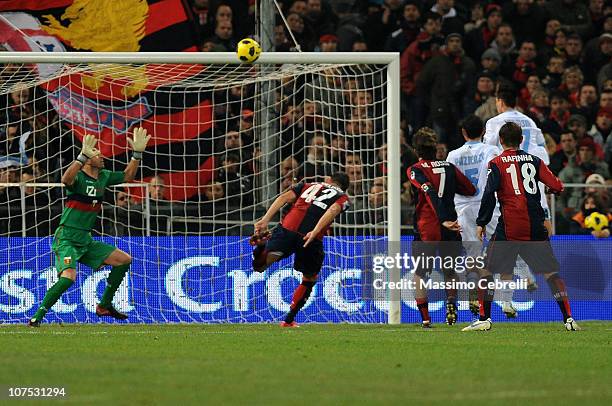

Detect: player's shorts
52,226,116,275
456,204,499,257
484,239,559,275
265,225,324,277
411,240,463,278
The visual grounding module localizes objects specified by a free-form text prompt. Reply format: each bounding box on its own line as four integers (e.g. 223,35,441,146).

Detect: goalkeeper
29,128,151,327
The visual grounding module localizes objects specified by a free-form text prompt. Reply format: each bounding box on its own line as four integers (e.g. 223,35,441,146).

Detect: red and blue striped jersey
477,149,563,241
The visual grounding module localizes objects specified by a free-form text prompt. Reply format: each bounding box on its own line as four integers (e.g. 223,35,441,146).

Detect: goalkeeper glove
76,134,100,165
127,127,151,160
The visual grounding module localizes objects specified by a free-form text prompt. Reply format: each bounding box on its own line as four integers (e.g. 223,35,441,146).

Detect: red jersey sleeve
537,159,564,194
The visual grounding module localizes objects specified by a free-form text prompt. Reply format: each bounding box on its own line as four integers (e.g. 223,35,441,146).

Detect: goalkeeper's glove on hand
127,127,151,160
76,134,100,165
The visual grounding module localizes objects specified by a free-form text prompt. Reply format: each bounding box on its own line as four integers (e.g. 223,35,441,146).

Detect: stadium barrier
0,236,609,324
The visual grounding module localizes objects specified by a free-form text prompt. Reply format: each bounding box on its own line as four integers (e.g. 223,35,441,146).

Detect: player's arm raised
62,134,99,186
303,202,343,247
124,127,151,182
255,190,298,233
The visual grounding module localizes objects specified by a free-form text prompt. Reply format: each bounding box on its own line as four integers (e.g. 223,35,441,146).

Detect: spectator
464,3,502,61
430,0,464,36
218,153,252,206
564,32,584,68
502,0,548,45
571,84,599,125
544,0,592,39
417,33,476,148
318,34,338,52
585,173,610,209
400,11,444,127
468,71,496,116
207,19,236,51
541,18,562,52
345,162,366,211
584,32,612,83
518,74,542,111
329,135,346,171
201,181,226,217
363,0,405,52
588,0,606,35
385,0,421,53
542,91,571,140
192,0,211,41
512,41,539,88
20,169,48,206
274,24,291,51
352,40,368,52
435,142,448,160
588,108,612,147
559,66,584,106
464,1,484,34
304,0,336,39
286,13,311,51
479,47,502,77
528,88,550,125
366,183,386,230
149,175,166,202
559,137,610,212
570,193,611,237
551,131,578,175
489,23,517,74
541,55,565,91
301,134,332,182
279,156,300,192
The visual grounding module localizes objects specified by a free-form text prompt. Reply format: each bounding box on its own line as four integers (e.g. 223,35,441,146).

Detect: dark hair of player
330,172,350,191
499,122,523,148
495,81,517,108
413,127,438,160
460,114,484,139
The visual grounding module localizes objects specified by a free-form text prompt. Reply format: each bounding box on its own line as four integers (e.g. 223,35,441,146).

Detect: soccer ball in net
236,38,261,63
584,212,609,231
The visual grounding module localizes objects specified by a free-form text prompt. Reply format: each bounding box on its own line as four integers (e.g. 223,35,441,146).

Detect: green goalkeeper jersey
59,170,125,231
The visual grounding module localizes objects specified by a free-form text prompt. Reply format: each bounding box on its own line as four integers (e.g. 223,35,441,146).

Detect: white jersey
446,141,499,208
484,109,551,218
483,109,549,164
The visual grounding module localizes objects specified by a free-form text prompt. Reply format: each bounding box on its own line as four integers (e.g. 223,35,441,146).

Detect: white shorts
456,204,499,257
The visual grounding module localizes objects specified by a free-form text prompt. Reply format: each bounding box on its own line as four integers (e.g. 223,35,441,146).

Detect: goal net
0,52,401,324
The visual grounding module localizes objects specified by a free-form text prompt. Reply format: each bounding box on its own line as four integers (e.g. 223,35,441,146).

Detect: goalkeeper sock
546,273,572,322
478,275,495,321
284,280,315,323
100,264,129,308
32,277,74,321
416,298,430,322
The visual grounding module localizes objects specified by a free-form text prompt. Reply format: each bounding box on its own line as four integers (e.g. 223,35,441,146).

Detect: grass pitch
1,322,611,405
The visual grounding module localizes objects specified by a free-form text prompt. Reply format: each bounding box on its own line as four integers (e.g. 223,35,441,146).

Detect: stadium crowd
0,0,610,237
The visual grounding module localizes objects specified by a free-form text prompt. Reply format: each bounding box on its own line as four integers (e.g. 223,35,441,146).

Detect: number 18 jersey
59,170,125,231
477,150,563,241
282,182,350,240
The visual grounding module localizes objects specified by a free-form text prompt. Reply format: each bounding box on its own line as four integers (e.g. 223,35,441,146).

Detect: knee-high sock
546,273,572,322
100,264,129,308
479,275,495,321
416,298,430,322
32,277,74,321
284,280,315,323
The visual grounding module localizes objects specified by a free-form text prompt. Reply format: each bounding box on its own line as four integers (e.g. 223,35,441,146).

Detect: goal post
0,52,401,324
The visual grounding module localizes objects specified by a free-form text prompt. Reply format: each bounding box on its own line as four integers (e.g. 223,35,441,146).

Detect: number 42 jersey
282,182,350,240
477,149,563,241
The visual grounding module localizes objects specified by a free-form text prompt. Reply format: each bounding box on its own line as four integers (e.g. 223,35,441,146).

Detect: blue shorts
266,226,324,276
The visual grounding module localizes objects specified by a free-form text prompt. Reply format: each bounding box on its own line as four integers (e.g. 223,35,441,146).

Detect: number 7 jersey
477,149,563,241
282,182,350,240
408,160,477,241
